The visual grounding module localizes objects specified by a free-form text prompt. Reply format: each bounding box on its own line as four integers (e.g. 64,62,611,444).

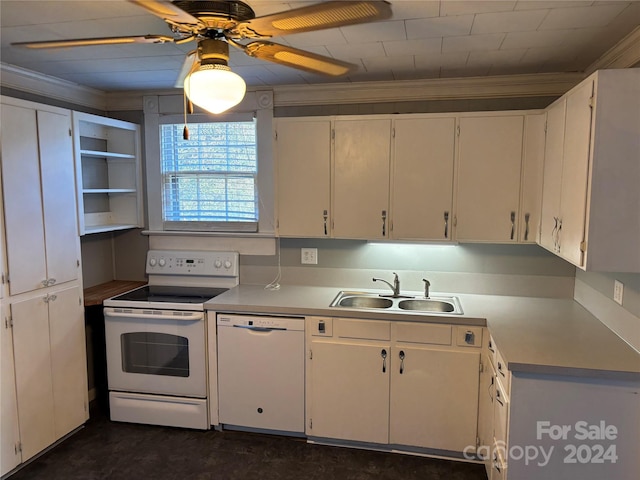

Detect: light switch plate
614,280,624,305
301,248,318,265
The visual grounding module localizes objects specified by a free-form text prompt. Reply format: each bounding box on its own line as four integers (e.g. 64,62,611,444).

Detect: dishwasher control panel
217,314,304,331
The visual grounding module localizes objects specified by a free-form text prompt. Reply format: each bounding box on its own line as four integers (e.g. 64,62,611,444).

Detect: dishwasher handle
232,324,287,332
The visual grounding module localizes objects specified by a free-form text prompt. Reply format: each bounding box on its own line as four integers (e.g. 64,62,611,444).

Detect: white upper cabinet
0,97,79,296
539,99,566,252
73,112,143,235
456,115,524,242
391,116,456,241
539,69,640,271
519,114,546,243
275,118,331,237
333,118,392,240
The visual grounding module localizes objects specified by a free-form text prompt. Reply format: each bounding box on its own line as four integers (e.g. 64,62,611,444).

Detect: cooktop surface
111,285,228,304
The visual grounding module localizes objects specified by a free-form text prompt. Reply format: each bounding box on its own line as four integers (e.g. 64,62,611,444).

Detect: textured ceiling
1,0,639,92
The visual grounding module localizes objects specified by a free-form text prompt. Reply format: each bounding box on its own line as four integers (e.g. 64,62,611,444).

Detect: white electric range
103,249,238,429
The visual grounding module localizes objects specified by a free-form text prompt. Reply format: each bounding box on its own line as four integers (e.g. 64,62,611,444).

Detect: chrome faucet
373,272,401,297
422,278,431,298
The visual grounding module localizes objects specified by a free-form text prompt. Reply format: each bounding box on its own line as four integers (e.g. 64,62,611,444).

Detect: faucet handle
422,278,431,298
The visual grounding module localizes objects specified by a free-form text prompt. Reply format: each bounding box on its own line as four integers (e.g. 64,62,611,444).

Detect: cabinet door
0,104,48,295
477,353,495,464
38,110,79,286
49,286,88,439
519,114,545,243
389,345,480,452
333,119,391,239
456,116,524,242
11,295,56,462
559,80,593,267
391,117,455,240
539,99,565,252
276,119,331,237
308,340,389,444
1,302,21,475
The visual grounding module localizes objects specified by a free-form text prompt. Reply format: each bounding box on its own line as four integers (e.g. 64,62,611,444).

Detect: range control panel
146,250,239,277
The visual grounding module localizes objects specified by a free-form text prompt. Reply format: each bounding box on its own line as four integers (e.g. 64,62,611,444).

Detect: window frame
159,116,259,233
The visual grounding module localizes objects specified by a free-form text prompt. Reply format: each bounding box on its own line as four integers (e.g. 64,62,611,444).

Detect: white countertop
206,284,640,381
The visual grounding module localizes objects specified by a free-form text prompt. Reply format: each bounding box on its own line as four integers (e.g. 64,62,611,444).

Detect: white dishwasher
217,314,305,434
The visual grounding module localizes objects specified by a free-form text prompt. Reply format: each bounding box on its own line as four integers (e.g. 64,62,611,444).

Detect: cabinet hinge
588,96,595,108
476,436,481,447
68,128,72,136
331,129,335,140
580,240,587,252
309,349,313,360
392,127,395,138
479,361,484,373
544,120,548,134
309,419,312,429
5,316,13,329
15,442,22,454
456,125,460,136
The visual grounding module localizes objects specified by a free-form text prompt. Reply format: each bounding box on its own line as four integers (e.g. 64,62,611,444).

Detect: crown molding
271,72,584,107
585,26,640,75
0,62,107,111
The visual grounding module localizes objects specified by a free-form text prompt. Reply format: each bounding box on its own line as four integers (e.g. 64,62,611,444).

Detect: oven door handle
103,307,204,322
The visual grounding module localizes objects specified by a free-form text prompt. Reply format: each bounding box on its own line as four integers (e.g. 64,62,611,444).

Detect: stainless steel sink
330,291,463,315
336,295,393,309
397,299,456,313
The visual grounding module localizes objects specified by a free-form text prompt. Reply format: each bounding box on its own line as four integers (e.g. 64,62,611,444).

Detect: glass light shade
184,64,246,115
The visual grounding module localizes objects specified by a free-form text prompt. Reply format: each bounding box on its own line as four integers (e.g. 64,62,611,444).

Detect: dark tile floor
10,406,488,480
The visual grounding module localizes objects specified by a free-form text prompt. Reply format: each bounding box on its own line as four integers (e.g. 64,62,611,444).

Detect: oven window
121,332,190,377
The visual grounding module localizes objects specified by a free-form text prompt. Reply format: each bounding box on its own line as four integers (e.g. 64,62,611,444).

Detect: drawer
455,326,483,347
392,322,452,345
495,347,510,392
334,318,390,340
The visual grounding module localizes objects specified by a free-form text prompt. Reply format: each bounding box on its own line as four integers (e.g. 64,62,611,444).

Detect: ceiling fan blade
128,0,203,27
243,41,356,76
174,51,199,88
12,35,175,49
231,1,391,38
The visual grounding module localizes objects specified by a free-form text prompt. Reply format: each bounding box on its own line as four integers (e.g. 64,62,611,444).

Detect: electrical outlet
301,248,318,265
613,280,624,305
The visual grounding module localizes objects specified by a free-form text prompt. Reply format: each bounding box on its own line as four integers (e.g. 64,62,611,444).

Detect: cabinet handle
381,210,387,237
510,211,516,240
444,211,449,238
552,217,559,251
47,278,56,286
488,375,494,402
41,279,49,287
557,218,562,252
488,340,495,353
323,210,328,236
381,349,387,373
496,389,504,407
524,213,530,241
399,350,405,374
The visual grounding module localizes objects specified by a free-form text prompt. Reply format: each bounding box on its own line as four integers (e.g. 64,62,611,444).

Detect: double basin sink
330,291,463,315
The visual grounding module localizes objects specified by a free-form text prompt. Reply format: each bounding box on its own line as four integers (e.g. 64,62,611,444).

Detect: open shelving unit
72,112,143,235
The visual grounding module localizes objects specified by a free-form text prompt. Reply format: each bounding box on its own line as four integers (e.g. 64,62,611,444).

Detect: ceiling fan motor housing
172,0,256,30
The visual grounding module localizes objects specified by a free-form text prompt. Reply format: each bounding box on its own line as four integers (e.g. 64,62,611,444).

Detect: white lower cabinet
306,317,482,454
1,301,21,476
11,285,88,463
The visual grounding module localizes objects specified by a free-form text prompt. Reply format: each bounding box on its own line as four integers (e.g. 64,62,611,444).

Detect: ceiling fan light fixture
184,63,246,115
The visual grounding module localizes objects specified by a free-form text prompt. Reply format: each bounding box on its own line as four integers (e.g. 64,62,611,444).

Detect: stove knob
214,260,223,269
224,260,233,269
149,258,157,267
158,258,166,267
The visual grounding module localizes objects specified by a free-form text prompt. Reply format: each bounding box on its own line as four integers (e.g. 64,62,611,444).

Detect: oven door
104,307,207,397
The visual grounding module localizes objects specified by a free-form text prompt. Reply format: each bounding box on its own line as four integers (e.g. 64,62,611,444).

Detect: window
159,120,258,231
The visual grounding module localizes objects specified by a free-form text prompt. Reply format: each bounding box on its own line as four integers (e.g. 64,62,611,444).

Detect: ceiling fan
12,0,392,83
